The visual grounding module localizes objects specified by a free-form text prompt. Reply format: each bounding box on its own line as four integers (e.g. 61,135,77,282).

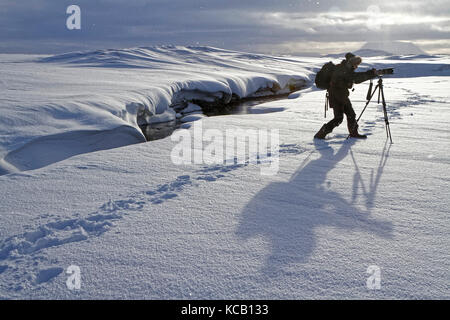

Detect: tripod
348,76,393,143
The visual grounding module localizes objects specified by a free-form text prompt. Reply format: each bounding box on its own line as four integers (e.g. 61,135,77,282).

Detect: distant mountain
323,41,428,59
353,49,393,57
360,41,427,55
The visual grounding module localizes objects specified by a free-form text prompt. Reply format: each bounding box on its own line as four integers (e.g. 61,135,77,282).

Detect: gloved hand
368,68,378,77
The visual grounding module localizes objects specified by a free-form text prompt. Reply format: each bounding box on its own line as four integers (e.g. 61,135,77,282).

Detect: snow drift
0,46,312,174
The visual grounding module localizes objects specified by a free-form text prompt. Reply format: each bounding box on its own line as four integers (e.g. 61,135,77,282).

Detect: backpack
315,61,336,90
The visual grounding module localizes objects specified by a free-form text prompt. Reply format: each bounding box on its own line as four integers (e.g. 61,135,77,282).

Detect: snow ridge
0,47,312,175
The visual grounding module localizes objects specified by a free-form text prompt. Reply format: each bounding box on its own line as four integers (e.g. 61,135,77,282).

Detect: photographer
314,53,381,139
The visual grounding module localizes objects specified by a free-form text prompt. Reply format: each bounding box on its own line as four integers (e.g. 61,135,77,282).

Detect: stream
139,92,292,141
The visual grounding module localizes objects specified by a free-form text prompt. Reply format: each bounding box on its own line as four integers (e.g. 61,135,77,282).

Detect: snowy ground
0,47,449,299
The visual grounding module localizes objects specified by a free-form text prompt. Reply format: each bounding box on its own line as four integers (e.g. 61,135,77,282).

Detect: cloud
0,0,448,54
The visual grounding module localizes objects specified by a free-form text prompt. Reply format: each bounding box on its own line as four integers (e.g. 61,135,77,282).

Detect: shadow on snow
236,138,394,275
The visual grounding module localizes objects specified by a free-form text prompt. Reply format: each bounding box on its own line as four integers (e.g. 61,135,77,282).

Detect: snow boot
314,124,332,139
348,122,367,139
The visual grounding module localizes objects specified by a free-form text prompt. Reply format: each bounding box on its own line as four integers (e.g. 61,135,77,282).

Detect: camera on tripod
351,68,395,143
376,68,394,76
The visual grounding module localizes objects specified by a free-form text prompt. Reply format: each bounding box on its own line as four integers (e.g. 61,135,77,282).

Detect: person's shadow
236,138,393,276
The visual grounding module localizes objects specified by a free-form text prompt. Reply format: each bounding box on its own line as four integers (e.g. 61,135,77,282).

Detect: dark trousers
324,95,357,131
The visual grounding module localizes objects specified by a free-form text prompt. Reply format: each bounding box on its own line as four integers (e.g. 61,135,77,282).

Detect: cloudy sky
0,0,449,55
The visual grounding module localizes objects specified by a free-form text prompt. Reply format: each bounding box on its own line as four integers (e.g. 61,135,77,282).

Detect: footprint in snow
0,197,145,290
0,147,303,289
35,267,64,284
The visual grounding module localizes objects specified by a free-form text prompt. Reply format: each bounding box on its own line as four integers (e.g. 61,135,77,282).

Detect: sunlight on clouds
431,24,450,33
261,10,449,33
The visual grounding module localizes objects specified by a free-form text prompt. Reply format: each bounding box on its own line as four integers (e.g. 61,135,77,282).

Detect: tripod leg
347,84,380,139
379,83,393,144
378,86,381,104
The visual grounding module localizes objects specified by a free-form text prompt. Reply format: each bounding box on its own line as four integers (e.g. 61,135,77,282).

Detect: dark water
202,92,291,116
139,120,178,142
139,93,292,141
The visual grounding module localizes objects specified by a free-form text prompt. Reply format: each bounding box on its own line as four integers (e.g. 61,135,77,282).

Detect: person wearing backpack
314,53,378,139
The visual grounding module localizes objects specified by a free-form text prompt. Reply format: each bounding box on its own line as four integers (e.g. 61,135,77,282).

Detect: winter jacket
329,60,376,105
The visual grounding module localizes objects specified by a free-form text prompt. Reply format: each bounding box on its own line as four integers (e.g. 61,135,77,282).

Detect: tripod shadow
350,140,391,210
236,139,393,276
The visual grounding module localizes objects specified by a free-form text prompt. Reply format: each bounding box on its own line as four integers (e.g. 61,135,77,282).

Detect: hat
345,52,356,60
348,56,362,68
